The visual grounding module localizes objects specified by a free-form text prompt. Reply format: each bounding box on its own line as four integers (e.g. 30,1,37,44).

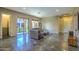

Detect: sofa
30,28,43,40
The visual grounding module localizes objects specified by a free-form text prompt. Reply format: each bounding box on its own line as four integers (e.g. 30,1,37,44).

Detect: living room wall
0,11,2,39
41,16,59,34
58,16,73,33
41,15,78,34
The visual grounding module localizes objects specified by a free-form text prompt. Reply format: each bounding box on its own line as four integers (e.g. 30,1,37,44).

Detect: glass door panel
24,19,29,33
16,18,29,50
16,18,24,50
17,18,24,33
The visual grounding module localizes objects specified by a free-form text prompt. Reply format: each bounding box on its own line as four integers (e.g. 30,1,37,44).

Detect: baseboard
50,33,59,35
0,37,2,39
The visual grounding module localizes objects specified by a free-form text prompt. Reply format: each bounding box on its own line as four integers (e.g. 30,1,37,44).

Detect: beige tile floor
0,33,79,51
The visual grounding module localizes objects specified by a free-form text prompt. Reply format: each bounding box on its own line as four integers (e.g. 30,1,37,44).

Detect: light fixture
56,9,59,12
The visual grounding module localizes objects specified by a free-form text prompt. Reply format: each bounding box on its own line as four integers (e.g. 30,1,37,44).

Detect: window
32,20,39,28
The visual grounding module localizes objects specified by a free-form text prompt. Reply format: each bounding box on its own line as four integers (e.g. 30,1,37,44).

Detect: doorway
59,16,72,33
2,14,10,39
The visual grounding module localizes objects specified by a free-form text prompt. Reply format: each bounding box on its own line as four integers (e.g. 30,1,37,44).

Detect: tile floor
0,33,79,51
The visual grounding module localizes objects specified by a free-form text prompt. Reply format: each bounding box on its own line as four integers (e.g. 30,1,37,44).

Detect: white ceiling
5,7,74,18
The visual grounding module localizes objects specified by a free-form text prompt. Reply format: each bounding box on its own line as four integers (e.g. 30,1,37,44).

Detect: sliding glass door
23,19,29,34
16,18,29,50
17,18,29,34
17,18,24,34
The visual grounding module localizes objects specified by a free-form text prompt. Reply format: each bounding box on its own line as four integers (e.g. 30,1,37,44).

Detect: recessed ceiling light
56,9,59,12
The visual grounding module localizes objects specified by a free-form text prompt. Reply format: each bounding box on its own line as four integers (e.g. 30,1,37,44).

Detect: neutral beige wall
41,16,59,34
0,11,2,39
71,15,78,31
41,15,77,34
2,14,10,28
0,8,40,39
59,16,73,33
71,14,78,36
